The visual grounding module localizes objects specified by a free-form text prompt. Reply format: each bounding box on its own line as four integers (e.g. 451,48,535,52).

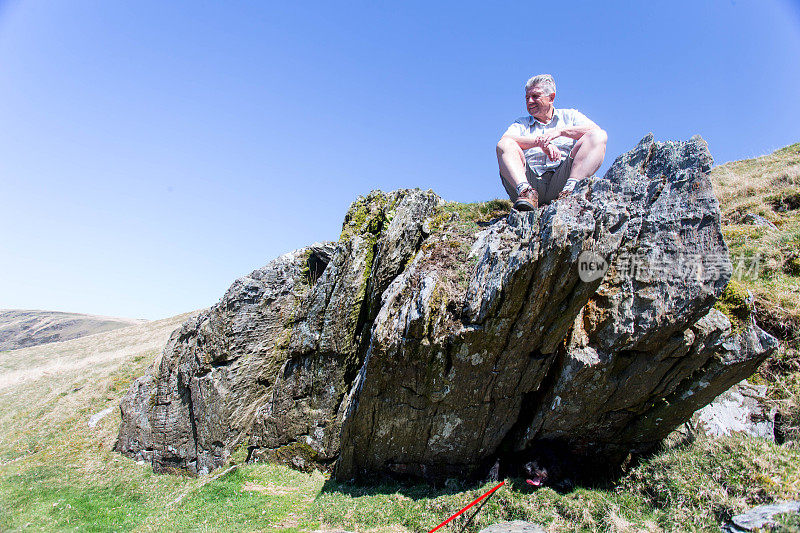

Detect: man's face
526,85,555,121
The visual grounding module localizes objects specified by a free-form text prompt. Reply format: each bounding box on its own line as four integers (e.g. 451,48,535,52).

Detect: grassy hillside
2,145,800,532
0,309,144,352
710,142,800,441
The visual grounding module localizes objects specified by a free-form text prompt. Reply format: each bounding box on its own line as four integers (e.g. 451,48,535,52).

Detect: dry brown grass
710,142,800,442
711,143,800,224
0,311,197,471
710,144,800,326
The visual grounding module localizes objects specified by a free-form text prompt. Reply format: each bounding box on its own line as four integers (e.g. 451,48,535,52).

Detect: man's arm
500,121,553,149
556,123,600,140
500,135,562,161
500,134,546,150
542,120,601,143
543,110,602,142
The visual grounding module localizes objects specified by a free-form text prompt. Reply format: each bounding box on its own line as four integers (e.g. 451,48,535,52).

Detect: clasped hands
532,130,562,162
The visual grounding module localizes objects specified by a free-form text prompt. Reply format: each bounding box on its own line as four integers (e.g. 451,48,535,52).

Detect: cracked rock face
116,135,777,481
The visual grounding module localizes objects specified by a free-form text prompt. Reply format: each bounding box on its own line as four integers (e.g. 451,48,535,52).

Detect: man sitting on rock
496,74,608,211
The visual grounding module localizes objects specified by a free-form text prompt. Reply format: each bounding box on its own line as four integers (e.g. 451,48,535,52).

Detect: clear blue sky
1,1,799,320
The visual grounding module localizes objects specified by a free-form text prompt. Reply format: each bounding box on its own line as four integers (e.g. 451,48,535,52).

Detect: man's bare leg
568,128,608,180
496,136,528,191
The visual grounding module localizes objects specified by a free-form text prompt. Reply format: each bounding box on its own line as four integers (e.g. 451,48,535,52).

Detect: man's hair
525,74,556,95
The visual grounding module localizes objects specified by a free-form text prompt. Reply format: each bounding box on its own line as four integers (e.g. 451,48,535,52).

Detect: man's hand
529,135,548,148
538,130,562,161
543,142,562,162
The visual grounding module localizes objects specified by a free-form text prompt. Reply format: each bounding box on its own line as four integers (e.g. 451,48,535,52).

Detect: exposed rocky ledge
116,134,778,481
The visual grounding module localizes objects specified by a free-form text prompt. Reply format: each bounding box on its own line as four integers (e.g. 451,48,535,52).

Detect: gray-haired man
496,74,608,211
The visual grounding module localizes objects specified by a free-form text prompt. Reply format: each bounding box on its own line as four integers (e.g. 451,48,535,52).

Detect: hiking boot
514,187,538,211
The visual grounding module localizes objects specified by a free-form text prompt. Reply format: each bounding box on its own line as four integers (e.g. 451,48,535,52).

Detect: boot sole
514,198,536,211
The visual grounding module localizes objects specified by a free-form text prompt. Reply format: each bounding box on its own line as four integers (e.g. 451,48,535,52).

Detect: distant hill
0,309,145,351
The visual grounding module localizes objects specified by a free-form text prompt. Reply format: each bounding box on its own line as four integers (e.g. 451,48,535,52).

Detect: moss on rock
714,278,751,329
339,190,392,241
262,442,323,473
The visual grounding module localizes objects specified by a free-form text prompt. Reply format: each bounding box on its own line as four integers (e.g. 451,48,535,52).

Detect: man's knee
588,128,608,146
571,128,608,159
496,136,520,156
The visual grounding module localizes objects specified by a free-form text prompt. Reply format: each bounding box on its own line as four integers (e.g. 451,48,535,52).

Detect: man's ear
547,92,555,104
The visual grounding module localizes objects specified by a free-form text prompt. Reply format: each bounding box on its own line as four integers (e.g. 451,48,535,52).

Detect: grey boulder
721,500,800,532
116,135,777,482
479,521,546,533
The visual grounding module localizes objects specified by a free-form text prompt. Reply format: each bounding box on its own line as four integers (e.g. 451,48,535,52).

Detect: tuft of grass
339,190,395,242
429,199,512,236
714,278,751,330
776,509,800,530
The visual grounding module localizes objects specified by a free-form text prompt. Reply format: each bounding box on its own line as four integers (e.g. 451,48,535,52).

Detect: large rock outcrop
116,134,778,481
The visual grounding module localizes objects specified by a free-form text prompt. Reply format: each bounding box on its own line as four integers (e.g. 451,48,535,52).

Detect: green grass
621,436,800,530
1,466,149,531
310,478,662,532
776,510,800,531
711,142,800,445
711,143,800,318
160,466,325,532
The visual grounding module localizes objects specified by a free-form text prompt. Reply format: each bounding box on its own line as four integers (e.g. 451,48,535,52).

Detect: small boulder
742,212,777,230
694,382,776,440
721,500,800,532
479,521,546,533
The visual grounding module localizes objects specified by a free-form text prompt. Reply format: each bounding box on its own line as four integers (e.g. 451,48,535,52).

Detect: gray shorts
501,156,574,205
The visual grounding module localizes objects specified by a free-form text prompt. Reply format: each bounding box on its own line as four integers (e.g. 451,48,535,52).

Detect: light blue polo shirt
503,108,591,176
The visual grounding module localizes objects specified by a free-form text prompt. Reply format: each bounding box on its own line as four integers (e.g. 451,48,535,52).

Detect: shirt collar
529,110,557,127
